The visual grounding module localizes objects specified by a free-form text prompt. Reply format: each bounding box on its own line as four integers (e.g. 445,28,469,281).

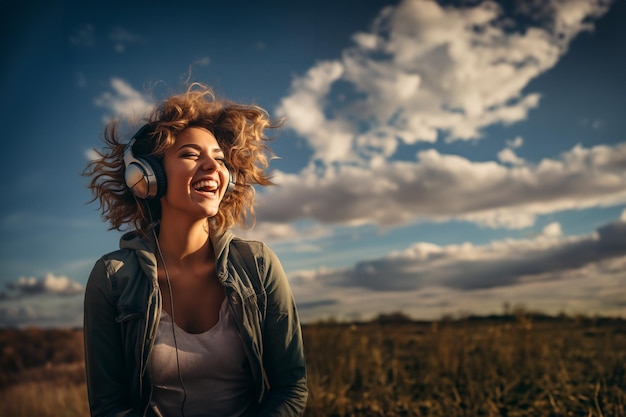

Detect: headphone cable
147,203,187,417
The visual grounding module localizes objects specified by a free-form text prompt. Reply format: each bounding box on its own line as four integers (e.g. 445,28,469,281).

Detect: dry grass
0,380,88,417
0,315,624,416
0,361,87,417
303,317,626,417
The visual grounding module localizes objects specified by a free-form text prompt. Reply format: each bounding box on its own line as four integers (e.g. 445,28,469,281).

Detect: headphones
124,124,237,199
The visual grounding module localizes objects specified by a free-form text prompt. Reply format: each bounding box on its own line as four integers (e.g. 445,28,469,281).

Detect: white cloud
84,148,100,161
258,142,626,229
289,216,626,322
236,222,304,242
542,222,563,237
548,0,611,44
277,0,610,166
303,265,626,323
333,216,625,291
7,273,83,296
497,148,526,166
294,260,626,322
235,220,333,254
278,61,354,162
94,78,154,122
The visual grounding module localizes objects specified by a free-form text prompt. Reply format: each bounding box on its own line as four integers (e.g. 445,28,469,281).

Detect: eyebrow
176,143,224,154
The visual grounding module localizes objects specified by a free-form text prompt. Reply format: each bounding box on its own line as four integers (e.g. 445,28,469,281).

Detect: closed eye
175,144,225,163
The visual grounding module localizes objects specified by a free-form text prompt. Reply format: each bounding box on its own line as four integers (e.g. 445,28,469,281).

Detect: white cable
146,202,187,417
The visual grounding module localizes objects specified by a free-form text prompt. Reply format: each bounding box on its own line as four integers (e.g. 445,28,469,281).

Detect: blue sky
1,0,625,327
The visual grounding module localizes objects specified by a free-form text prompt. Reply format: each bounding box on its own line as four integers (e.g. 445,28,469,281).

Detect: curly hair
84,83,279,235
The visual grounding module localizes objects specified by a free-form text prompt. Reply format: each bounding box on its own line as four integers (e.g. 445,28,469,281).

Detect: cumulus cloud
516,0,612,44
277,0,610,165
84,148,100,161
5,273,83,297
292,258,626,322
289,214,626,321
94,78,154,122
235,221,333,250
295,217,626,291
278,61,353,162
259,142,626,229
498,148,526,166
541,222,563,237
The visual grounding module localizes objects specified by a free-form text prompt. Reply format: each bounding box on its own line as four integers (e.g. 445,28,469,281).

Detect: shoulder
97,229,154,274
229,237,284,269
230,237,267,257
86,248,141,297
99,248,139,276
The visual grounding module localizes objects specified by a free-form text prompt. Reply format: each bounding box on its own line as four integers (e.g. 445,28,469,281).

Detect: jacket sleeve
84,258,142,417
256,245,308,416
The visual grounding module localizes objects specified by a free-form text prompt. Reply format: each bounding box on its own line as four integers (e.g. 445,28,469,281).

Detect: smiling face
160,127,230,223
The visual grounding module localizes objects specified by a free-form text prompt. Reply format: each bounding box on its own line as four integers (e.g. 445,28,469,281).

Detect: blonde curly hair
84,83,279,235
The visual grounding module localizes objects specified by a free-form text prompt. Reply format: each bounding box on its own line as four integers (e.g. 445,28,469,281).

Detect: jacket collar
119,225,236,282
119,229,157,254
211,227,235,282
119,230,159,289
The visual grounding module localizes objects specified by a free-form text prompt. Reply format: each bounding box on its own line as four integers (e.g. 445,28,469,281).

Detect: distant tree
374,311,413,324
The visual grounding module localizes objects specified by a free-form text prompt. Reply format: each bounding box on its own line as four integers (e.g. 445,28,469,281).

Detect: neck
157,216,212,268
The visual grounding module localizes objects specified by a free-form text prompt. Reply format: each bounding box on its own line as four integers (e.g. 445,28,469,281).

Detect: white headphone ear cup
139,155,167,199
124,156,167,199
125,161,151,198
226,168,236,195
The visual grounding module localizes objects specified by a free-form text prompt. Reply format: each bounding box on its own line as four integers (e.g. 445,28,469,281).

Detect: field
1,313,625,417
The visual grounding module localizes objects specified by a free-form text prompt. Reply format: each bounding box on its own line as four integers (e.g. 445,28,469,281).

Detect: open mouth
191,179,219,195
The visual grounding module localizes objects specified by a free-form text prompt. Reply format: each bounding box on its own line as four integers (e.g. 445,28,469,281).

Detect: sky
1,0,625,328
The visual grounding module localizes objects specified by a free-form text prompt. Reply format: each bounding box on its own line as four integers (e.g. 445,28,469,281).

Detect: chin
203,207,221,219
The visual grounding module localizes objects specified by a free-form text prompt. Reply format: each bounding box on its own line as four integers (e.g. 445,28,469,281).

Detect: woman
83,83,307,417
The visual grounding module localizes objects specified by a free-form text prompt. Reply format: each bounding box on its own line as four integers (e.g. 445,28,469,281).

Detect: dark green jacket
83,229,307,417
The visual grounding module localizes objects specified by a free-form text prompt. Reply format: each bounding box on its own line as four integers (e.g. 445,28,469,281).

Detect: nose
200,154,220,172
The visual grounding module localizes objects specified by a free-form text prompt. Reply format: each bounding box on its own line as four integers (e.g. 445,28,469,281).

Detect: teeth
192,179,218,191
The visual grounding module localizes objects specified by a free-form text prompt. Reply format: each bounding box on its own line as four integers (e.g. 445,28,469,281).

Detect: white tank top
150,298,255,417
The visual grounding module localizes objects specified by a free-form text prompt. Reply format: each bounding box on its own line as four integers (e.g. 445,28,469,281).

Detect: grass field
1,314,625,416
